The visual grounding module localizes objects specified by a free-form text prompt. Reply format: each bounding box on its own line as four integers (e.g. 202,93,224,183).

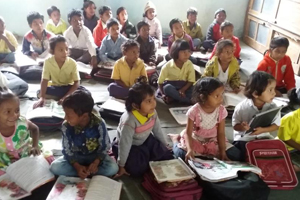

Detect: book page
6,156,54,192
46,176,90,200
223,91,246,107
84,176,122,200
26,100,64,120
239,132,274,142
101,97,126,114
76,62,92,75
50,100,65,119
150,158,196,183
169,106,191,125
0,174,31,200
98,58,115,70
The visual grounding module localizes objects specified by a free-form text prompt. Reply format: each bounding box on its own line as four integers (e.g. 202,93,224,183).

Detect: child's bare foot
168,134,180,144
293,164,300,172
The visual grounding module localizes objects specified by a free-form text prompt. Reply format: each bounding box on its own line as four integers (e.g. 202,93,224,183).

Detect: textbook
26,99,65,120
169,106,191,125
0,156,55,200
46,175,122,200
149,158,196,183
101,97,126,115
76,61,92,75
97,58,116,70
188,157,262,182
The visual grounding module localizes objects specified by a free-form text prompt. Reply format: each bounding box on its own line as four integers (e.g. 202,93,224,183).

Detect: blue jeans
0,52,15,63
50,154,119,177
163,81,193,104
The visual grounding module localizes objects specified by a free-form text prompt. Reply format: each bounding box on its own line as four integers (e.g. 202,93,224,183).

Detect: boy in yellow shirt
0,16,18,63
46,6,68,35
108,40,147,99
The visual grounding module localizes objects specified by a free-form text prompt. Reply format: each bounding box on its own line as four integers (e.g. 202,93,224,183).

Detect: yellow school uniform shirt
0,30,18,53
111,57,147,87
183,20,203,40
278,109,300,151
158,59,195,84
42,56,80,86
46,19,68,35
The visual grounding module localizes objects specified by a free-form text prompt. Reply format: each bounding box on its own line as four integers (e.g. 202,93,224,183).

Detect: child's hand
250,127,264,135
90,56,98,68
33,98,45,109
114,166,130,178
58,98,64,105
178,89,186,98
30,146,41,156
31,52,39,60
241,122,250,131
185,150,195,162
88,159,100,174
148,62,155,66
219,151,230,161
74,163,89,179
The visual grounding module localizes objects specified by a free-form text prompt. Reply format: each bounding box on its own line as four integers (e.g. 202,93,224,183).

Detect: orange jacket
257,51,295,91
93,20,108,47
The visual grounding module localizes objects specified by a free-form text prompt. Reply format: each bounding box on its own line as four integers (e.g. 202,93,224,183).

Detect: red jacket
257,51,295,91
210,36,241,59
93,20,108,47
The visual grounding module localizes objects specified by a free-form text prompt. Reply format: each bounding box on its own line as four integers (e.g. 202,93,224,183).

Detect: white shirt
64,26,97,56
0,72,8,87
218,62,229,85
143,17,162,44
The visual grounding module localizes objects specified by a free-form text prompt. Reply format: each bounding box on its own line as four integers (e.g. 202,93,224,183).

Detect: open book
97,58,116,70
188,157,262,182
238,132,275,142
169,106,191,125
76,61,92,75
149,158,196,183
15,51,51,67
26,99,65,120
46,175,122,200
101,97,126,115
0,156,54,200
223,91,246,107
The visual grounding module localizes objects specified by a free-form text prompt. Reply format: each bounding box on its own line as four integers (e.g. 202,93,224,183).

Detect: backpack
19,65,43,81
201,172,270,200
246,139,298,189
30,117,64,132
142,172,202,200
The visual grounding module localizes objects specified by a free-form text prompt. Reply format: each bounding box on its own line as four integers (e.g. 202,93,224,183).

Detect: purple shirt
167,32,194,52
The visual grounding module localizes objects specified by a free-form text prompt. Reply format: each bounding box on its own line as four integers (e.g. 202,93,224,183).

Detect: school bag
30,117,64,132
142,172,203,200
201,172,270,200
246,139,298,189
19,65,43,81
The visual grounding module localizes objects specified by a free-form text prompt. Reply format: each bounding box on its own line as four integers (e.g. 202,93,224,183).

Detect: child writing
232,71,280,161
0,89,41,172
116,7,136,39
33,35,82,108
50,90,118,178
278,88,300,171
108,40,147,99
143,1,162,47
113,77,173,177
82,0,98,33
169,77,241,161
203,8,226,51
257,36,295,97
93,6,112,47
0,16,18,63
158,39,195,105
203,39,240,93
46,6,68,35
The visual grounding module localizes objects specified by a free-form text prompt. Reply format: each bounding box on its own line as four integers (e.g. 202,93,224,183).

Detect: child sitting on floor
232,71,279,161
93,6,112,47
169,77,241,161
64,9,98,68
203,8,226,51
278,88,300,171
50,90,118,178
143,1,162,47
108,40,147,99
99,18,128,63
117,7,136,39
257,36,295,97
46,6,67,35
82,0,98,33
113,77,173,177
33,35,83,108
158,39,195,105
210,21,241,62
203,39,240,93
0,89,41,173
22,12,54,60
183,7,203,50
0,16,18,64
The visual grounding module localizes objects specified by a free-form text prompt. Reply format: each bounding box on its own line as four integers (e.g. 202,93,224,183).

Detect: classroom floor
19,42,300,200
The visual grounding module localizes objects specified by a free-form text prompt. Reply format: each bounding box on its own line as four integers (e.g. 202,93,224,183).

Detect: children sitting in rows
50,90,118,178
99,18,128,63
117,7,136,39
203,8,226,51
22,12,54,59
210,21,241,62
0,17,18,64
108,40,147,99
143,1,162,47
82,0,98,33
93,6,112,47
46,6,68,35
33,36,82,108
203,39,240,93
158,39,195,105
257,36,295,97
183,7,203,50
0,89,41,173
64,9,98,67
169,77,241,161
113,77,173,177
232,71,280,161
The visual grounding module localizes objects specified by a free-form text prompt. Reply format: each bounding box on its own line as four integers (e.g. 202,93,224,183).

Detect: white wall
0,0,249,38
